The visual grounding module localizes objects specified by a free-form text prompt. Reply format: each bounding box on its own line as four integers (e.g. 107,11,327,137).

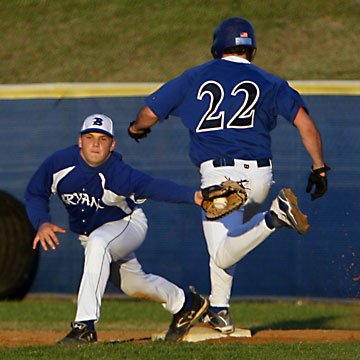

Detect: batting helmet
211,17,256,59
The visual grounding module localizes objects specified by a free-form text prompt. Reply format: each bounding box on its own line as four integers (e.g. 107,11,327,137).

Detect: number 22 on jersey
196,80,260,132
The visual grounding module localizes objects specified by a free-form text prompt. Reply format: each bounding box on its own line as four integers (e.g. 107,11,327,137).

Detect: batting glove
128,121,151,143
306,165,331,200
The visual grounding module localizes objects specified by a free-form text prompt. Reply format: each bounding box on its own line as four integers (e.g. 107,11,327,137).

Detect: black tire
0,190,39,300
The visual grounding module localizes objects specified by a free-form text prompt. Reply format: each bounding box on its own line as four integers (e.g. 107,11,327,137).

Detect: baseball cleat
57,322,97,344
201,307,234,334
165,286,209,342
270,188,309,235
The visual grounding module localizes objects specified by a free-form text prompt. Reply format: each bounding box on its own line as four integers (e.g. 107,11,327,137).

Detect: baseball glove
201,179,248,220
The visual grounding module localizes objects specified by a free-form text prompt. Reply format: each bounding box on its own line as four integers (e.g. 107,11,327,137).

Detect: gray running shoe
202,308,234,334
270,188,309,235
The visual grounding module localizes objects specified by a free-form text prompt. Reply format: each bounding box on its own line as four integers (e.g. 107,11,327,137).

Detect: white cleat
270,188,309,235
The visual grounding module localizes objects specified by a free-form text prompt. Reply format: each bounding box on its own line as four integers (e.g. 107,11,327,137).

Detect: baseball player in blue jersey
128,18,329,333
25,113,209,344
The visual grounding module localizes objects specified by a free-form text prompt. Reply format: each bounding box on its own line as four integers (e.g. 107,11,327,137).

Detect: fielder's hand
306,165,331,200
33,222,66,251
128,121,151,143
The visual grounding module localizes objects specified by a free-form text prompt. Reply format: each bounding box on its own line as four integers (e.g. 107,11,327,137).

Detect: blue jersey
146,57,307,167
25,145,196,235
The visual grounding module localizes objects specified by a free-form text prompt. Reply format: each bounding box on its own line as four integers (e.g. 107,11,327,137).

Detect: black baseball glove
128,121,151,143
306,165,331,200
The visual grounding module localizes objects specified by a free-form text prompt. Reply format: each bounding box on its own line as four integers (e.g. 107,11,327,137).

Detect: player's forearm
132,105,159,131
25,201,52,231
300,129,325,169
139,178,197,204
294,107,325,169
25,183,52,230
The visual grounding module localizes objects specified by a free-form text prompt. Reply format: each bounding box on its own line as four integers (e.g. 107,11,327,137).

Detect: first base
152,326,251,342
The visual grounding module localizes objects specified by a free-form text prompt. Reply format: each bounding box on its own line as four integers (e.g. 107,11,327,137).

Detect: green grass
0,0,359,83
1,299,360,332
1,299,360,359
2,342,360,360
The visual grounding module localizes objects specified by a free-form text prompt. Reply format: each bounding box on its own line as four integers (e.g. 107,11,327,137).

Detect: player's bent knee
213,251,237,270
120,271,150,297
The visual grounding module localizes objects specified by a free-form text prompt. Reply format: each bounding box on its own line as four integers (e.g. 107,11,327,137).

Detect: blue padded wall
0,94,359,299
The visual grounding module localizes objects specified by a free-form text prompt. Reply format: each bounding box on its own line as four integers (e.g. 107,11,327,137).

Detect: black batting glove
306,165,331,200
128,121,151,143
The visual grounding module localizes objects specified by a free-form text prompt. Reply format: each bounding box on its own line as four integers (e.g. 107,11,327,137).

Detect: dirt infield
1,329,360,346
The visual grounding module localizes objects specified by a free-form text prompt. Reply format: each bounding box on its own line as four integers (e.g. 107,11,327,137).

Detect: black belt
212,158,271,168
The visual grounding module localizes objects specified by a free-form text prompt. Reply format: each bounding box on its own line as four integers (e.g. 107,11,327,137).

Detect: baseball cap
80,114,114,137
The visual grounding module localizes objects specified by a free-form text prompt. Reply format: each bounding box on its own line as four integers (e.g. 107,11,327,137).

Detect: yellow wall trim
0,81,359,99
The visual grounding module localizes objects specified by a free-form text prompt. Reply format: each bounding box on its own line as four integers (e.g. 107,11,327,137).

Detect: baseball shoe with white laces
165,286,209,342
270,188,309,235
201,307,234,334
57,322,97,344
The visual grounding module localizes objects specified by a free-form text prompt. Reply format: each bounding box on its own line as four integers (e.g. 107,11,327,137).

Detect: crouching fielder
25,113,208,344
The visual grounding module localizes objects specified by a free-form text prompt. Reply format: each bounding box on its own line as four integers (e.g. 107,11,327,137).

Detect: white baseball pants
75,207,185,322
200,159,274,308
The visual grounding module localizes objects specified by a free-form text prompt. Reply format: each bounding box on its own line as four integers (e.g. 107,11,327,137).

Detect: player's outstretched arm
33,222,66,251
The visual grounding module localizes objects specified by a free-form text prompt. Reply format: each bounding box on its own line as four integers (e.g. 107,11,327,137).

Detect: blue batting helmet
211,17,256,59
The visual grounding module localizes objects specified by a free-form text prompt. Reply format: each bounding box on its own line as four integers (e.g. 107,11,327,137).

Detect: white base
152,326,252,342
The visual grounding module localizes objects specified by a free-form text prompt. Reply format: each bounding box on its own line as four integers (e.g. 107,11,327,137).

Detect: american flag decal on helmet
235,32,253,46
